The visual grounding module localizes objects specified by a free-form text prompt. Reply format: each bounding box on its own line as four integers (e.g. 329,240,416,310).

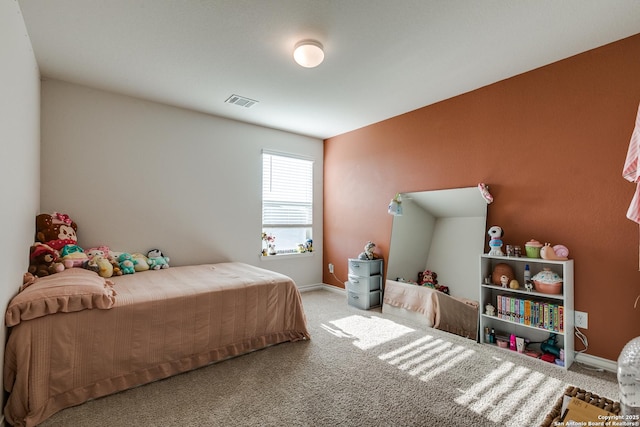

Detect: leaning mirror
386,186,488,302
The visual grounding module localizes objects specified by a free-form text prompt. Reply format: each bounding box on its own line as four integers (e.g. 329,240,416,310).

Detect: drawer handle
352,295,360,299
351,279,359,283
351,264,359,268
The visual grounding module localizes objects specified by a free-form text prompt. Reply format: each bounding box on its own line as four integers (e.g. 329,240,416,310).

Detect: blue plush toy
117,252,137,275
147,249,170,270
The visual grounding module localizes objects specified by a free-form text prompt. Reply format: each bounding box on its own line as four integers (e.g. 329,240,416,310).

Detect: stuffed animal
85,252,114,278
86,246,123,277
435,284,450,295
147,249,170,270
117,253,137,275
105,250,123,276
357,241,376,260
131,253,150,272
85,246,109,261
35,212,79,251
419,269,450,294
94,256,114,278
84,257,100,274
60,244,89,268
487,225,504,256
28,242,65,278
420,269,438,288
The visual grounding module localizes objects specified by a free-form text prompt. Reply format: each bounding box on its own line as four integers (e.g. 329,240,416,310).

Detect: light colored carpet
39,289,619,426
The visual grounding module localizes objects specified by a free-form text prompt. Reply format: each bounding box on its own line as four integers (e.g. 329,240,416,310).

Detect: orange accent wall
324,33,640,361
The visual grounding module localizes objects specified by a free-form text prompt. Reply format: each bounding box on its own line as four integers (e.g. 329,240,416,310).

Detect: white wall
40,80,323,286
0,0,41,404
387,198,434,281
426,216,486,300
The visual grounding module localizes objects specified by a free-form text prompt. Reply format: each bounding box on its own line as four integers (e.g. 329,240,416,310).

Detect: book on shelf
495,294,564,333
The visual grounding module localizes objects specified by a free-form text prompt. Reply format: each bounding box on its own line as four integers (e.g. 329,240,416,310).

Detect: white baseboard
298,283,345,294
574,352,617,373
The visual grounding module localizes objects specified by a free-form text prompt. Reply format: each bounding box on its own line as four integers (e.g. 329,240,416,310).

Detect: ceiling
16,1,640,140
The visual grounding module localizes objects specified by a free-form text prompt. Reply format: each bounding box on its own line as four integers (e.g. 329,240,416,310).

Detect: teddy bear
28,242,65,278
147,249,170,270
357,241,376,260
117,253,137,275
35,212,79,251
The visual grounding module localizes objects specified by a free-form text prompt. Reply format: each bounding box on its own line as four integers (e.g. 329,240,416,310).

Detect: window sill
259,252,313,261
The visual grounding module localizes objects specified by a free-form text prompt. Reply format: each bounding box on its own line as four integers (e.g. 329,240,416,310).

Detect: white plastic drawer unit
347,275,382,293
347,259,383,276
347,290,382,310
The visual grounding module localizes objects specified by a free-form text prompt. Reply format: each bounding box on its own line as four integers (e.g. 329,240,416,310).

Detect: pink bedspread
4,263,310,427
383,279,478,340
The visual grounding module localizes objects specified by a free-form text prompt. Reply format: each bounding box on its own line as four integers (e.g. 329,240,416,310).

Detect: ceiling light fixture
293,40,324,68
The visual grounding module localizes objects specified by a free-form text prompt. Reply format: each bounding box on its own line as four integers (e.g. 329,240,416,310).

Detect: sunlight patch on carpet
323,315,415,350
455,357,562,426
378,334,475,381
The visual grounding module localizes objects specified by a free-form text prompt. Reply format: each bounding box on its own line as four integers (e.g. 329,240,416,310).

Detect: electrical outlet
575,311,588,329
328,263,334,274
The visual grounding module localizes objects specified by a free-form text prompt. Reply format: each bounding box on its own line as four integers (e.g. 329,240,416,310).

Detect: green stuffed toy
147,249,170,270
117,253,137,275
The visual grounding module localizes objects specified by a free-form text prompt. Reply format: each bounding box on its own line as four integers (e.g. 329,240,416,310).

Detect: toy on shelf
487,226,504,256
358,241,377,260
485,303,495,316
540,333,561,358
540,243,569,261
491,262,514,287
524,239,543,258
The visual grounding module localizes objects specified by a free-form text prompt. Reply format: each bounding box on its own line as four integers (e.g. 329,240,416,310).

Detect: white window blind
262,152,313,227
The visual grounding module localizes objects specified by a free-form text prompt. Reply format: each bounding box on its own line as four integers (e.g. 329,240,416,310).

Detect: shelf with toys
479,229,574,369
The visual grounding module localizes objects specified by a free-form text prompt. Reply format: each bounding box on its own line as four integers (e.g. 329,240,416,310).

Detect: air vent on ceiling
225,94,258,108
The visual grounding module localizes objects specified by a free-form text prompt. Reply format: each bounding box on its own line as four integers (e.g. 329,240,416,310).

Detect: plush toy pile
418,269,450,295
26,212,170,282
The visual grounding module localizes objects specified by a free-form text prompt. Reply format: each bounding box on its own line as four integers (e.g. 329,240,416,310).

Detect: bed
382,279,479,340
3,262,310,427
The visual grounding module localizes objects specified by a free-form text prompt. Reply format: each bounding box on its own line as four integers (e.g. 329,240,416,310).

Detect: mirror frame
387,186,488,301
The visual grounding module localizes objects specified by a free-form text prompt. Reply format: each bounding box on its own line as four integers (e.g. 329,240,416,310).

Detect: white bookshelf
479,254,574,369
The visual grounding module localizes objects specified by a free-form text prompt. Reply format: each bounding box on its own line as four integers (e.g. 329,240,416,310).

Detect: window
262,151,313,255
